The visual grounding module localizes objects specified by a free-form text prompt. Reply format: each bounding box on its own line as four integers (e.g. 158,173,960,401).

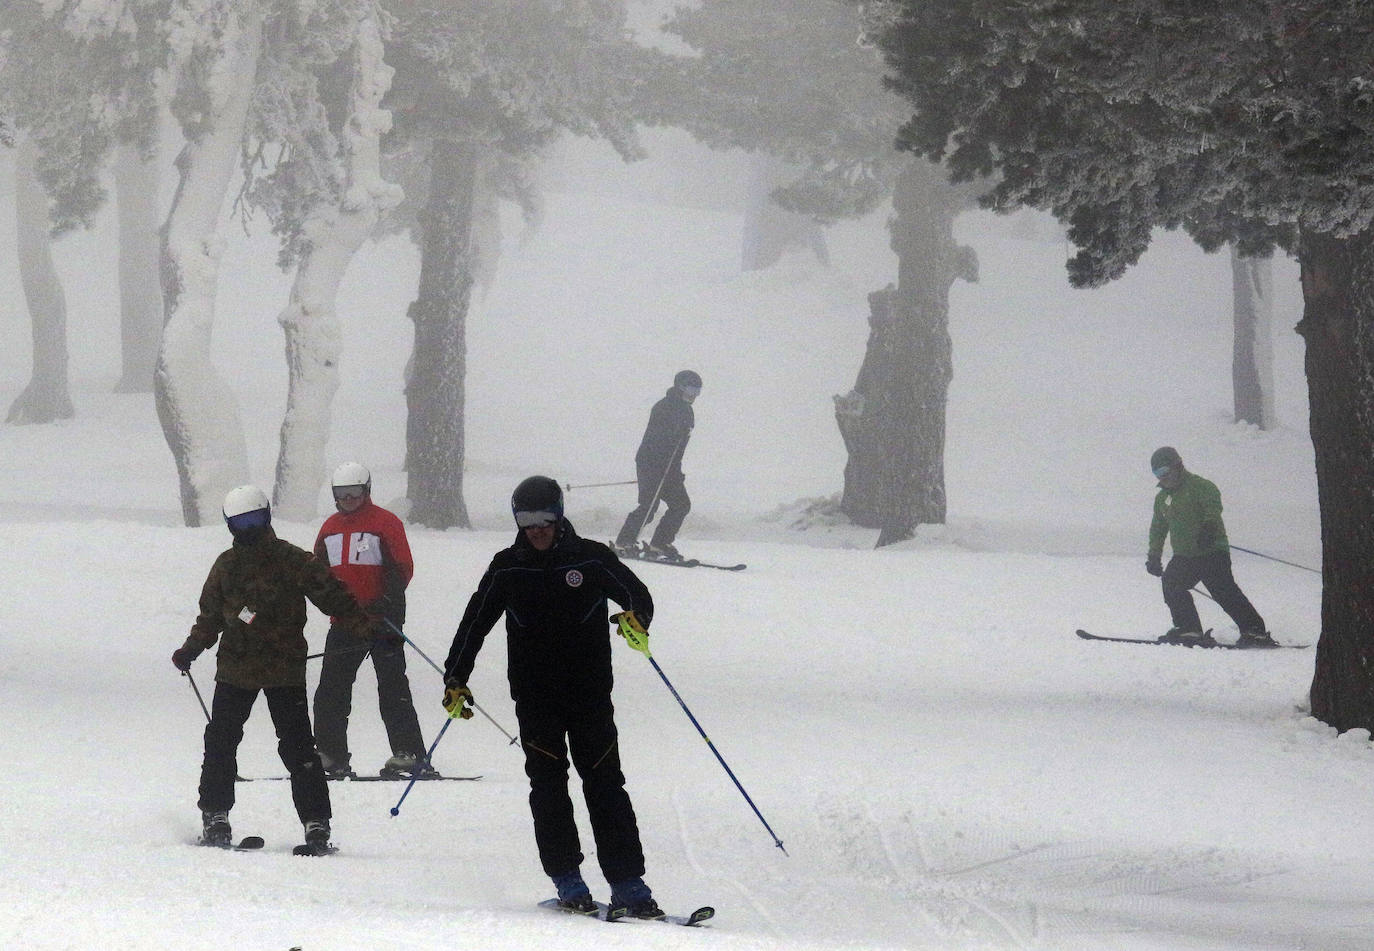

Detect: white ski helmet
331,461,372,491
223,484,270,519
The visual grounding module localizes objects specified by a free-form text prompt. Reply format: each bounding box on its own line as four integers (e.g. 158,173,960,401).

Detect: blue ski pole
615,613,787,856
389,716,453,817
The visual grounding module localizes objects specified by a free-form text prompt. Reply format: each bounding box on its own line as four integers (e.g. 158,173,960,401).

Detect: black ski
293,841,339,857
538,898,625,922
612,543,745,572
538,899,713,927
1075,629,1308,649
238,773,481,782
197,835,264,852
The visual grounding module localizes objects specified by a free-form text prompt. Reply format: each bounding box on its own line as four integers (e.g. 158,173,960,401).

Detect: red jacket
314,499,414,623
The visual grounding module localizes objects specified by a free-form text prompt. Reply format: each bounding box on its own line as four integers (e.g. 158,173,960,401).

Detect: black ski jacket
634,387,695,481
444,520,653,706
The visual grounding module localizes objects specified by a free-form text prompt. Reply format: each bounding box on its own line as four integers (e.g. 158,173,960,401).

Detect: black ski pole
183,669,246,782
183,669,212,721
632,431,688,543
615,615,787,856
1229,544,1320,575
564,479,637,491
378,617,519,746
306,643,373,661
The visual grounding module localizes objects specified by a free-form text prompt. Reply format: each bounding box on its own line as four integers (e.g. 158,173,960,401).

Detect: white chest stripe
323,532,383,567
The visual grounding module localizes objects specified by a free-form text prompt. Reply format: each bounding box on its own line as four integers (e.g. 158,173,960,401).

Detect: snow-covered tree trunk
741,153,828,271
840,160,974,546
1230,247,1275,429
405,137,476,529
1302,227,1374,733
154,7,263,526
272,13,402,519
114,143,163,394
7,137,73,425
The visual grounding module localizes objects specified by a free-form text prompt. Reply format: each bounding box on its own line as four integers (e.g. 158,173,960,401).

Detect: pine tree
866,0,1374,731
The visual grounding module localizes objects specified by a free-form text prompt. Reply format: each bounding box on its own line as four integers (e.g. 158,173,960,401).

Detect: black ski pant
198,681,330,823
616,467,689,549
516,696,646,884
313,624,425,769
1162,550,1266,635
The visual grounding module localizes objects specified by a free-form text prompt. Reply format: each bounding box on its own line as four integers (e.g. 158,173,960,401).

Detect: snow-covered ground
0,136,1352,950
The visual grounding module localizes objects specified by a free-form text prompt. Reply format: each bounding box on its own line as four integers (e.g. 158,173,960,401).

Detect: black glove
1145,554,1164,577
171,643,201,671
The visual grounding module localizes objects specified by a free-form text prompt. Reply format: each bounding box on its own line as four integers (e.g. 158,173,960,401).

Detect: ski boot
294,819,337,856
610,877,665,920
198,810,232,848
1235,630,1279,649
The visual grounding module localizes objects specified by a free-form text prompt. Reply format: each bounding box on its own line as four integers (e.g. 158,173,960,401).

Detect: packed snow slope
0,137,1356,950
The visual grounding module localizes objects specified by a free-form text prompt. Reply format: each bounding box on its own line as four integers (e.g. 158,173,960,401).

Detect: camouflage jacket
181,529,367,689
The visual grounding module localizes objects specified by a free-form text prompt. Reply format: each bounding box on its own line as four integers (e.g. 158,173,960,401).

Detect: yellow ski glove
613,610,651,657
442,681,474,720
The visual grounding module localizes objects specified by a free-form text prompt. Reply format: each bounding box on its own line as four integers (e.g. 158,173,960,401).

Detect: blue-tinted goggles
226,508,271,534
515,510,558,528
1152,465,1174,479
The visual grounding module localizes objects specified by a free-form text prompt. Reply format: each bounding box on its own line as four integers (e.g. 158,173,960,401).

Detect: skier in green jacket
1146,446,1275,647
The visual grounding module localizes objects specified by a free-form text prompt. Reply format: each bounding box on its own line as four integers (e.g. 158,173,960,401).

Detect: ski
197,835,264,852
537,899,714,927
292,841,339,857
538,898,626,922
612,543,746,572
238,774,482,783
1075,629,1308,649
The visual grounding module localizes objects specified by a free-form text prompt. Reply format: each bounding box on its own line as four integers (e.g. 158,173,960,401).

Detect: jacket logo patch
565,569,584,588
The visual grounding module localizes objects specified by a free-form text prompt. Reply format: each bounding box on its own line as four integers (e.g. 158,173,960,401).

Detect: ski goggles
226,508,270,534
515,510,559,528
332,485,367,501
1152,464,1174,479
680,384,701,399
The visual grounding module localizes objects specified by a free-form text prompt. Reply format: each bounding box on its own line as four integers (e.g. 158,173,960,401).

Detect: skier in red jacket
312,462,433,779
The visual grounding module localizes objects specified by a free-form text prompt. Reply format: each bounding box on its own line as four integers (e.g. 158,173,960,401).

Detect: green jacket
1148,471,1230,560
181,529,367,689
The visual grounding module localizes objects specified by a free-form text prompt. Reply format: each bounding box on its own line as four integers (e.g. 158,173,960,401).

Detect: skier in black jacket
443,476,663,918
614,369,701,560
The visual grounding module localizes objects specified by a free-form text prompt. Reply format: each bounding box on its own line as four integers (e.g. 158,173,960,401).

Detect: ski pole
632,431,688,542
183,669,247,782
564,479,637,491
306,643,373,661
615,614,787,856
388,716,454,817
379,617,519,746
1230,545,1320,575
183,670,212,722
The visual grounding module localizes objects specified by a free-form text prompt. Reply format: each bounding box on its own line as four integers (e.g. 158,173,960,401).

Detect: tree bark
405,137,476,529
1231,247,1275,429
6,137,73,425
154,9,262,526
114,143,164,394
837,160,974,545
1300,226,1374,733
272,13,402,519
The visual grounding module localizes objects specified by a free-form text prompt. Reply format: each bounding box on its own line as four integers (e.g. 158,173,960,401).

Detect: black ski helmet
1150,446,1182,475
511,475,564,525
674,369,702,390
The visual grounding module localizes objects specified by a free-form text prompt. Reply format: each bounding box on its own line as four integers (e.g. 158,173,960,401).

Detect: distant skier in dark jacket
1145,446,1275,647
171,485,370,854
443,475,665,918
614,369,701,560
